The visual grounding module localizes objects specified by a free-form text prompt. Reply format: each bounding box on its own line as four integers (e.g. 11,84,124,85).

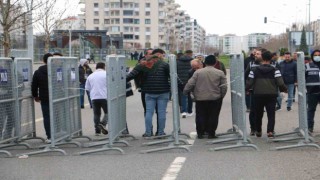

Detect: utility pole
308,0,311,55
25,0,34,62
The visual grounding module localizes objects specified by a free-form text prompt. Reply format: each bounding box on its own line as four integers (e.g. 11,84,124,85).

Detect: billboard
290,31,314,46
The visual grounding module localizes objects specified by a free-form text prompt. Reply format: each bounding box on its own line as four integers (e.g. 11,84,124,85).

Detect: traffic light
264,17,267,24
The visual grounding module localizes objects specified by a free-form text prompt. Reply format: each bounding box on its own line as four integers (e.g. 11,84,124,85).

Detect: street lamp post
69,26,72,57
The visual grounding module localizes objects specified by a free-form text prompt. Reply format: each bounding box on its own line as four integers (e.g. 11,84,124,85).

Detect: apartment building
311,19,320,47
245,33,271,50
221,34,242,54
206,34,220,50
80,0,206,51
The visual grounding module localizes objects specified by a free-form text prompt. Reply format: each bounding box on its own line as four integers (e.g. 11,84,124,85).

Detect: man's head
284,52,291,62
204,55,216,66
53,52,63,57
311,50,320,63
185,50,193,57
190,59,203,70
292,52,298,61
254,49,262,62
152,48,166,59
96,62,105,70
43,53,53,64
144,48,153,56
80,59,88,66
195,55,204,62
262,51,272,63
271,52,278,61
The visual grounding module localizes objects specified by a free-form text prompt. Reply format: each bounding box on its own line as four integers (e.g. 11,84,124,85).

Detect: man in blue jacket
279,52,297,111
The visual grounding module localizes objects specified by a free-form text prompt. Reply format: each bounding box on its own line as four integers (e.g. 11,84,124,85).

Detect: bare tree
34,0,70,52
0,0,43,56
260,33,289,52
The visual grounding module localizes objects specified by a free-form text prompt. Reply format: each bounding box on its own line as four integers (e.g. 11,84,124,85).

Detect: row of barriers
1,52,320,157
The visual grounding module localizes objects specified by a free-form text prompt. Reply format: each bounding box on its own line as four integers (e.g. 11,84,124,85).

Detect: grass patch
126,60,139,67
218,55,230,69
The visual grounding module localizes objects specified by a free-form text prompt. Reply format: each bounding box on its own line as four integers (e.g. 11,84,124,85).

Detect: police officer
305,49,320,133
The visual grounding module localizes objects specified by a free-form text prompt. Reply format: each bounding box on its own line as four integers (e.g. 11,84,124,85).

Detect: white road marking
162,157,187,180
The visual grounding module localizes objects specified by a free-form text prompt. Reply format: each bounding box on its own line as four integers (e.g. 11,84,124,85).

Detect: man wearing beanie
183,55,227,139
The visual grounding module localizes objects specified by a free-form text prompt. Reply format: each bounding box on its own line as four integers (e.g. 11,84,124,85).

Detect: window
94,3,99,8
95,27,99,30
146,35,150,40
123,2,134,8
134,3,139,8
124,34,134,39
111,18,120,24
111,10,120,16
145,3,150,8
135,35,139,40
123,10,134,16
134,19,140,24
135,11,139,16
111,26,120,32
110,2,120,8
104,3,109,8
124,26,133,32
104,19,110,24
145,19,151,24
94,11,99,16
104,11,109,16
145,27,151,32
134,27,140,32
145,11,150,16
123,18,134,24
93,19,99,24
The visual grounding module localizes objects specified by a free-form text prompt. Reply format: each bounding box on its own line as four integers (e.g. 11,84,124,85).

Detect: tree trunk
3,29,11,57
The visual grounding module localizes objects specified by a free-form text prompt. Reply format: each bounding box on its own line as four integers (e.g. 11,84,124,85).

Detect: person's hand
294,82,298,86
34,97,40,102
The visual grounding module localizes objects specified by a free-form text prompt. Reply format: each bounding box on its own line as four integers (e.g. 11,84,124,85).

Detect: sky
67,0,320,36
174,0,320,36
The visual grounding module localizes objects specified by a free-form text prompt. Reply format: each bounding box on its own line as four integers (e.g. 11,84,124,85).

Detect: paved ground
1,66,320,180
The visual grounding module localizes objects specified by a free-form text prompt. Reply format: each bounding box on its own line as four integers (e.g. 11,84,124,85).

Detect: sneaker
95,133,101,136
256,132,262,137
122,129,129,135
97,124,108,135
308,128,314,133
187,112,194,117
197,134,204,139
287,107,292,111
293,99,295,102
208,134,218,139
45,139,51,144
142,133,152,138
267,132,274,138
250,130,255,136
181,112,187,118
276,107,282,111
81,105,84,109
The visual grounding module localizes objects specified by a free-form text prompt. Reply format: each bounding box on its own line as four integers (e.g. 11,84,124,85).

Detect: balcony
79,0,85,4
80,8,85,12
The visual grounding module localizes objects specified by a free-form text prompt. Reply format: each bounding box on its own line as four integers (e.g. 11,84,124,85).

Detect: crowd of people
30,48,320,143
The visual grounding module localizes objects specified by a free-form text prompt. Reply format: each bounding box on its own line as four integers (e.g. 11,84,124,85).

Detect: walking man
85,62,108,135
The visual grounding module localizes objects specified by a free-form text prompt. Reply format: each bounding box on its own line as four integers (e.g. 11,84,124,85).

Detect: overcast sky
175,0,320,36
69,0,320,36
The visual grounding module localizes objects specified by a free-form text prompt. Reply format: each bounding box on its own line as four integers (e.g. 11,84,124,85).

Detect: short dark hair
43,53,53,64
53,52,63,56
144,48,153,55
152,48,165,55
262,51,272,61
96,62,105,69
284,52,291,55
311,49,320,61
272,52,277,57
185,50,193,54
204,55,216,65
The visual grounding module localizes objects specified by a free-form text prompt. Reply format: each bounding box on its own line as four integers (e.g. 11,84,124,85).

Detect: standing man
279,52,297,111
306,50,320,133
32,53,53,143
79,59,93,108
177,50,193,118
184,55,227,139
85,62,108,136
246,51,287,138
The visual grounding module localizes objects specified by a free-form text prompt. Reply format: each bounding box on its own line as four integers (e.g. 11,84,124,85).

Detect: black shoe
256,131,262,137
250,130,255,136
97,124,108,135
81,105,84,109
275,107,282,111
197,134,204,139
287,107,292,111
309,128,314,133
142,133,152,137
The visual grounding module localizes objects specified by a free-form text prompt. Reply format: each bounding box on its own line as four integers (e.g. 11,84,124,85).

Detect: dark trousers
40,101,51,139
141,92,159,133
187,94,193,113
249,93,256,131
307,93,320,130
245,93,251,110
254,96,276,133
92,99,108,133
195,99,222,136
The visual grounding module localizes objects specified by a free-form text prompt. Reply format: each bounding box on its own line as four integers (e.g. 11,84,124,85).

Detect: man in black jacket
244,48,257,112
32,53,53,143
246,51,287,138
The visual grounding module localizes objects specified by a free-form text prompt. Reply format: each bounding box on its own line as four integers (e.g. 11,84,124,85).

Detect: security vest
305,62,320,94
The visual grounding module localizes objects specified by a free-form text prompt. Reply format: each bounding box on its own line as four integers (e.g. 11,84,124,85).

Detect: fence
79,55,131,155
207,54,258,151
19,57,88,156
271,52,320,150
140,54,190,153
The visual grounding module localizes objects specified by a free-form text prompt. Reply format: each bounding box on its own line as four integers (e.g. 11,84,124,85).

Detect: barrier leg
0,150,12,157
0,142,31,149
210,141,259,151
274,140,320,150
78,144,125,155
140,145,191,154
17,146,67,156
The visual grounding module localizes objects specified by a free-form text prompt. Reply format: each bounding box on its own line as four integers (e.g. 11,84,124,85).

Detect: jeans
141,92,159,133
145,92,169,135
179,91,188,113
80,84,92,107
40,101,51,139
92,99,108,132
276,90,282,108
307,93,320,130
286,84,295,108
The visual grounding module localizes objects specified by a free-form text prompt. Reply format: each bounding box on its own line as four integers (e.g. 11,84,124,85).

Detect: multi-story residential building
310,19,320,47
206,34,220,50
80,0,206,51
245,33,271,50
56,16,85,30
221,34,242,54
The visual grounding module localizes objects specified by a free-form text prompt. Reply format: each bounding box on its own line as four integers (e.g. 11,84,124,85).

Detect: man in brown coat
183,55,227,139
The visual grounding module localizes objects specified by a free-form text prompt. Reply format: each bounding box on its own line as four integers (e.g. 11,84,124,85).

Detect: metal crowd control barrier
208,54,258,151
271,52,320,150
14,58,44,143
140,54,190,154
19,57,85,156
79,55,131,155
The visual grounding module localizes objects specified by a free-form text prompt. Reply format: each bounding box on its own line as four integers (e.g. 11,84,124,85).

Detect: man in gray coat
183,55,227,139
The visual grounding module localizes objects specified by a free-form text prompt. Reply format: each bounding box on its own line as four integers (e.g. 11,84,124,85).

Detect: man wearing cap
79,59,93,108
183,55,227,139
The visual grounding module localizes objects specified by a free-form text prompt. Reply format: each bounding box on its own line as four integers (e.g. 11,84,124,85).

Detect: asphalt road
1,66,320,180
